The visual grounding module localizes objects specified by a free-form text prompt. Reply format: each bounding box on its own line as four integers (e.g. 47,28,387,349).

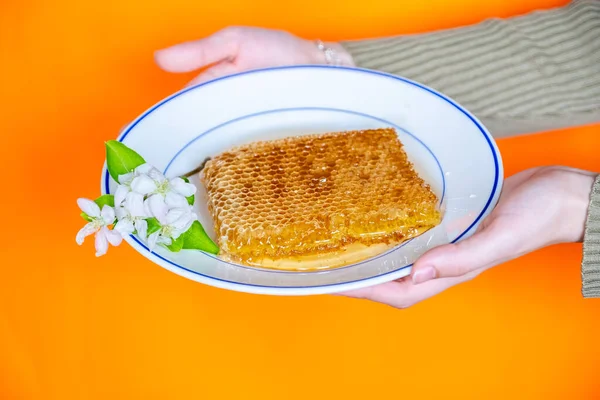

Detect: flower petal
181,217,194,234
76,222,98,245
165,192,189,209
143,199,152,219
168,209,194,232
77,198,100,218
114,219,134,236
136,163,165,181
114,185,130,207
101,205,116,225
171,221,192,240
165,208,186,225
118,172,134,185
103,226,123,247
134,163,153,175
146,195,168,223
134,219,148,240
115,205,128,220
95,228,109,257
125,192,146,218
170,177,196,197
147,231,160,251
131,175,157,195
147,167,165,182
170,208,194,238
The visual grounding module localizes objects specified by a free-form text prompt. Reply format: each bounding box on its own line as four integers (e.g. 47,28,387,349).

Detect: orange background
2,0,600,398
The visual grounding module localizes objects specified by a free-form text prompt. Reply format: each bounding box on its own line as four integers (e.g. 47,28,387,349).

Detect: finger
154,30,238,73
185,61,240,87
499,166,596,195
411,220,514,283
339,267,483,309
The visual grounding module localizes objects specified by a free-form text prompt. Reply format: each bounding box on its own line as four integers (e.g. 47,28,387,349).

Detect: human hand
340,166,597,308
154,27,354,86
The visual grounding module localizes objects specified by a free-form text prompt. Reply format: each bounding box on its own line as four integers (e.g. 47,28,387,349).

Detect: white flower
144,195,196,251
76,198,122,257
124,191,147,218
114,172,135,207
114,195,149,240
113,163,153,207
129,164,196,205
113,164,153,204
105,163,198,253
114,163,196,209
114,184,130,209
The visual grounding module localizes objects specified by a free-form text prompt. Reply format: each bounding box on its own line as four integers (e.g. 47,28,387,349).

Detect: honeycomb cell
200,128,441,269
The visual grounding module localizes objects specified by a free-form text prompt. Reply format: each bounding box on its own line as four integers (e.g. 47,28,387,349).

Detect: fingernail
412,266,436,284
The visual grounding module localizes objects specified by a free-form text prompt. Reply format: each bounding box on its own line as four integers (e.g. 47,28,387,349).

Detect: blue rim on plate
102,65,501,290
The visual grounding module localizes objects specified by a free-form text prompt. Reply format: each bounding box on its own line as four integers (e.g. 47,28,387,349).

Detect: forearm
340,0,600,138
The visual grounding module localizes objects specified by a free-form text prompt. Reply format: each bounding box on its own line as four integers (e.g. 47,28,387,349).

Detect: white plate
102,65,503,296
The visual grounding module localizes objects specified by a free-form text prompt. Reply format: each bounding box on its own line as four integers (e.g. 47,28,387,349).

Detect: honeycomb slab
200,128,441,270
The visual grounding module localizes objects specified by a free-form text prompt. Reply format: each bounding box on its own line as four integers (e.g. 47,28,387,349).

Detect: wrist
325,42,355,66
556,168,596,243
307,40,355,66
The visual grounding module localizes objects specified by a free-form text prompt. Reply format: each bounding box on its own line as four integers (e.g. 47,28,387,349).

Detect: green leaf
146,217,161,235
181,221,219,254
80,194,115,222
95,194,115,208
105,140,146,183
166,235,185,252
181,176,194,206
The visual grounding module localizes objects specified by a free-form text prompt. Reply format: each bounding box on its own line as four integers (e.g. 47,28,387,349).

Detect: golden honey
200,128,441,270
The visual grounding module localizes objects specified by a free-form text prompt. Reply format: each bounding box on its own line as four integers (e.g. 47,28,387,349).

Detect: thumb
411,220,513,284
154,31,238,73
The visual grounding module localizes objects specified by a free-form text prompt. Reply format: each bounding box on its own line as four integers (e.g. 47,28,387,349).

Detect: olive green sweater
341,0,600,297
